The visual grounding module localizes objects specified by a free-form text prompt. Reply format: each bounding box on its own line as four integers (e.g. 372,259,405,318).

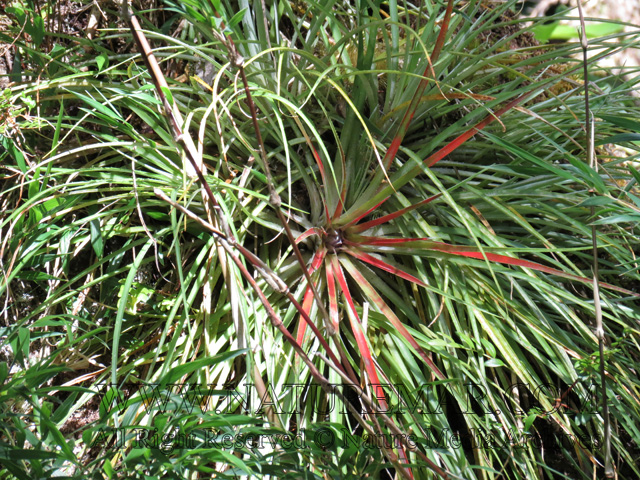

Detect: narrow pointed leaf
379,93,494,125
325,258,340,333
348,194,441,232
337,93,534,227
331,149,348,221
332,178,348,221
355,236,638,297
438,249,637,296
431,0,455,63
296,285,316,345
423,93,532,168
380,0,453,171
296,227,323,244
345,199,388,228
296,247,327,344
353,236,437,246
345,247,427,287
334,253,416,477
330,256,386,395
340,256,446,380
311,145,325,183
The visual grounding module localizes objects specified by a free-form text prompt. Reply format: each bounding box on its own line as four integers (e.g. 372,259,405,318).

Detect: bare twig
230,44,335,335
576,1,613,477
126,7,358,382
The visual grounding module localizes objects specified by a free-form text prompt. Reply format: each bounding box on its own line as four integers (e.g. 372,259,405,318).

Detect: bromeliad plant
140,0,640,477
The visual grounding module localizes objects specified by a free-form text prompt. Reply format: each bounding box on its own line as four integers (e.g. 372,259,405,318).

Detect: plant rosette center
322,227,345,253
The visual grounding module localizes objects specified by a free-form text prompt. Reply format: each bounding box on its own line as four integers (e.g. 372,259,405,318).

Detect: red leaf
431,0,455,62
325,259,340,333
296,228,322,244
344,199,387,228
296,247,327,344
348,194,441,232
296,285,316,345
330,256,388,397
311,146,325,183
379,0,455,173
439,248,637,296
355,236,638,297
423,93,531,168
345,247,427,287
340,256,445,380
353,236,433,246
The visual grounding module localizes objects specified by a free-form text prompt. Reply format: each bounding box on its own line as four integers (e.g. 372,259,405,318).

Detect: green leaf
146,211,169,221
16,270,60,281
89,218,104,257
21,94,36,110
577,196,614,207
540,22,624,41
212,16,225,31
118,281,155,313
228,8,247,29
592,214,640,225
96,53,109,72
99,388,121,419
30,15,45,47
482,131,575,182
6,6,25,25
160,86,174,105
480,338,496,357
104,458,113,479
10,47,21,82
485,358,505,368
629,166,640,187
70,90,122,120
17,327,30,364
599,115,640,132
523,412,538,433
161,349,247,385
0,449,58,460
0,361,7,385
595,133,640,146
125,103,173,145
564,154,607,193
1,134,27,172
531,23,558,43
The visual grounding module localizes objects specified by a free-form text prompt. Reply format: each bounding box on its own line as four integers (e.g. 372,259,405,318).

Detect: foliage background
1,0,640,479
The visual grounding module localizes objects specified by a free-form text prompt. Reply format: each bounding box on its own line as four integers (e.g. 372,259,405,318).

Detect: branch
577,1,613,477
